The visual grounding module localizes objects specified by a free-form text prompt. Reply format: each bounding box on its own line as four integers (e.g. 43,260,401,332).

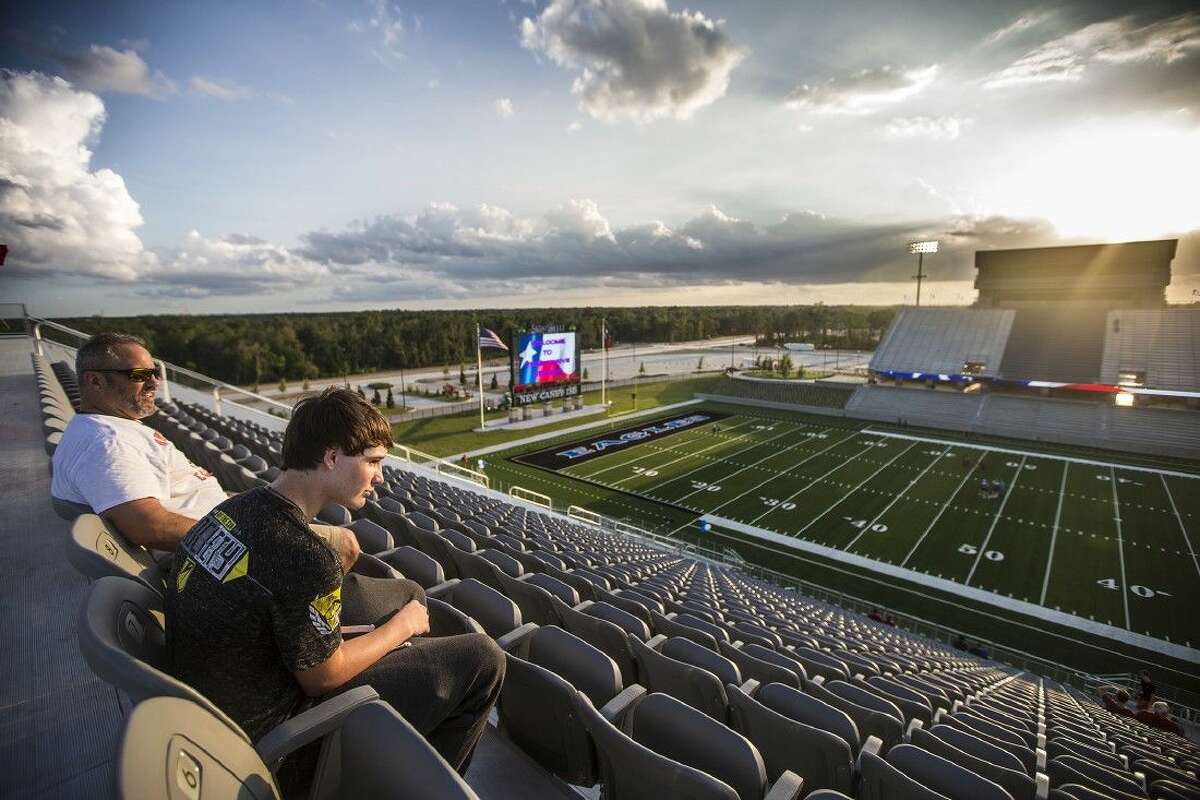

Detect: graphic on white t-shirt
51,413,227,517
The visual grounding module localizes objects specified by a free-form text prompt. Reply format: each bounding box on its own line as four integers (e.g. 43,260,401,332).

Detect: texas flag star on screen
517,332,577,387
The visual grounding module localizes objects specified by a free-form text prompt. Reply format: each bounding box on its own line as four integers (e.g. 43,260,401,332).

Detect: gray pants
335,574,506,773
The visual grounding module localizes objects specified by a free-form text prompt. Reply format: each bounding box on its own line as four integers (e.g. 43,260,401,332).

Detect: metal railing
509,486,552,509
390,444,489,489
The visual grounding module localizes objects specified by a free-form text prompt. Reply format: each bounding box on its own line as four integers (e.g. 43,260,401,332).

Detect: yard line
1038,461,1071,606
579,416,759,478
673,425,839,504
845,444,952,551
747,436,884,526
604,419,773,486
790,440,921,539
707,427,863,515
1160,474,1200,580
964,454,1026,586
900,450,987,567
630,422,808,492
1110,466,1131,631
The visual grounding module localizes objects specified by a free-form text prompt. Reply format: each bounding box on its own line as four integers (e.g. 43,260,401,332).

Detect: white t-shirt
51,413,227,518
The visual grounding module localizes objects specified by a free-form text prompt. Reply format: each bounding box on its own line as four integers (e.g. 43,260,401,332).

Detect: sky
1,0,1199,316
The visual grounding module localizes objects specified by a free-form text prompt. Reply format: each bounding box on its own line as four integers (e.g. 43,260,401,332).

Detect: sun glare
989,119,1200,241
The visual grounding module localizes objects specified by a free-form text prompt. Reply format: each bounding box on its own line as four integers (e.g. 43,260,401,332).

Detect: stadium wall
845,385,1200,460
695,393,847,418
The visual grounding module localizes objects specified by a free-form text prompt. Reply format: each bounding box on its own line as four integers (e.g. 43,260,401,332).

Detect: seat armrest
1036,747,1046,772
861,736,883,758
645,633,667,650
1133,771,1145,792
763,769,804,800
811,675,825,686
255,685,379,768
497,622,538,653
1035,772,1049,800
905,718,923,741
426,578,460,599
739,678,760,696
574,600,594,612
599,684,647,724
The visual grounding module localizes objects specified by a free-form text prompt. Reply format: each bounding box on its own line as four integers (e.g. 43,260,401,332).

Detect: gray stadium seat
115,695,481,799
727,682,856,795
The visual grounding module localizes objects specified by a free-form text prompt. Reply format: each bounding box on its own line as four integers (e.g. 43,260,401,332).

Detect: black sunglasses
92,367,158,382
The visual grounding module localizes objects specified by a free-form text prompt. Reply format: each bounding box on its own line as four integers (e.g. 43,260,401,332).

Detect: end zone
513,410,731,470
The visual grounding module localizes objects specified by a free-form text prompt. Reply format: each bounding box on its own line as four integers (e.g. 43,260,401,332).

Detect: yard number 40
1095,579,1170,598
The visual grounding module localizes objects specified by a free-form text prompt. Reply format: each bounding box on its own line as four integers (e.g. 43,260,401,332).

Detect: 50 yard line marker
1039,461,1071,606
965,454,1026,587
900,450,986,567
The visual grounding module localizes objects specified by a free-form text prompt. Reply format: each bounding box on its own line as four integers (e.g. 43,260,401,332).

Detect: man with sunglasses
52,333,233,548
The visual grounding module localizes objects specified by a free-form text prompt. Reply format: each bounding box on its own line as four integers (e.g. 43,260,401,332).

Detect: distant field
388,376,722,457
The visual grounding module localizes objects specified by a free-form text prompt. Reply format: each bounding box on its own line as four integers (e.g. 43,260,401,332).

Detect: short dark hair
76,332,148,375
282,387,393,471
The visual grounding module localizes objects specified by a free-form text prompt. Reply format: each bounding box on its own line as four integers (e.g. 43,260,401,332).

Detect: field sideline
506,403,1200,649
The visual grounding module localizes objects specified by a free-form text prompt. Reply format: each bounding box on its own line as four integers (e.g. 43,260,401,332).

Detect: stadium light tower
908,240,939,307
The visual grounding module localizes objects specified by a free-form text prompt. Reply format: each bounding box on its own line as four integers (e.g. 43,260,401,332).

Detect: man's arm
104,497,198,550
308,525,361,574
293,599,428,697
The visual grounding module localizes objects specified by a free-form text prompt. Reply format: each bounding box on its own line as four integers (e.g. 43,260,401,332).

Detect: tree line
52,305,897,386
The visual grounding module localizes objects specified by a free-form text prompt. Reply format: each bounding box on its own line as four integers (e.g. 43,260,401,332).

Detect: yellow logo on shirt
176,557,195,592
308,587,342,636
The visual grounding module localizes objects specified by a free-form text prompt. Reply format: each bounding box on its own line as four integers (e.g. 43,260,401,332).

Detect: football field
511,404,1200,647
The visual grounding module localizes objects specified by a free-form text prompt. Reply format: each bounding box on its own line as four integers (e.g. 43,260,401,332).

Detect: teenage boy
165,388,504,790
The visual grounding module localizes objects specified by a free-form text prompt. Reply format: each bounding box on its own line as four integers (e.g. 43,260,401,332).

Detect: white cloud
984,10,1055,45
883,115,972,140
350,0,406,58
545,199,615,241
0,70,147,280
188,77,253,101
785,65,939,115
566,120,582,133
57,44,177,99
492,97,515,118
520,0,745,123
985,12,1200,89
0,71,327,296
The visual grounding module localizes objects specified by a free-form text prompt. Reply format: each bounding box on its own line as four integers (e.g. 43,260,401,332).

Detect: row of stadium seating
844,386,1200,459
1101,310,1200,392
704,376,856,410
37,359,1200,798
872,307,1200,392
872,309,1016,378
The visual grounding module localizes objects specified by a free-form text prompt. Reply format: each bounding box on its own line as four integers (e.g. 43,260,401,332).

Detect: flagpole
601,318,607,410
476,324,485,431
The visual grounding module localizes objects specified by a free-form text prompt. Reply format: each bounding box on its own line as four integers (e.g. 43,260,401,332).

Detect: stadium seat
806,678,905,752
67,514,167,595
498,625,642,785
377,545,445,589
727,681,857,795
631,634,732,722
573,691,744,800
623,692,805,800
344,518,393,554
115,695,481,799
443,578,526,640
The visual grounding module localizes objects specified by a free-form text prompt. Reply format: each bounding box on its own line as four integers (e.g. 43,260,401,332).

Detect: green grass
389,376,723,457
485,401,1200,694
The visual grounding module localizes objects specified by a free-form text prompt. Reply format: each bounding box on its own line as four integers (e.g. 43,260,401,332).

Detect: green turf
483,401,1200,692
388,376,723,457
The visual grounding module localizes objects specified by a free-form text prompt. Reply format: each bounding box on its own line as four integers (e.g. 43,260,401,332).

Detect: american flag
478,327,508,351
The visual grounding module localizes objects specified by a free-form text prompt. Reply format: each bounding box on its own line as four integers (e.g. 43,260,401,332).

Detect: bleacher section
1101,309,1200,391
702,376,855,412
998,309,1108,384
871,308,1016,377
22,345,1200,800
846,386,1200,459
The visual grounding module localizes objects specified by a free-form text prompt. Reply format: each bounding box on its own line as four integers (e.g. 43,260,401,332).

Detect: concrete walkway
0,338,121,799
